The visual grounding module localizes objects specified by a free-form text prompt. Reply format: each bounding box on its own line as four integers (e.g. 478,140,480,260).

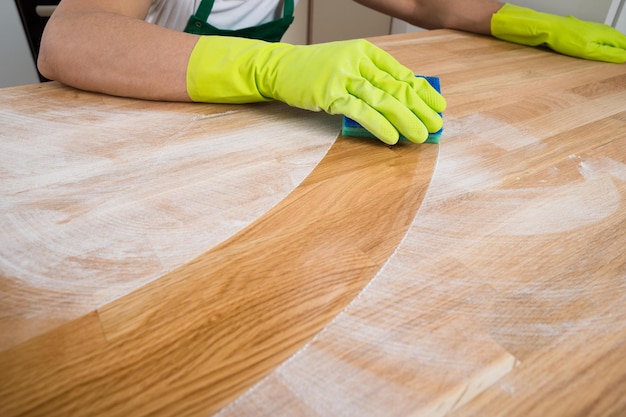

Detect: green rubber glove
491,4,626,64
187,36,446,145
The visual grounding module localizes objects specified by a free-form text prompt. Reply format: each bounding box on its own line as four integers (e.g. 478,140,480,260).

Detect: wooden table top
1,29,625,417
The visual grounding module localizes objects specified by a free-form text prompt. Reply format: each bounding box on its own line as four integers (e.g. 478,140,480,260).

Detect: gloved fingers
565,18,626,63
587,44,626,63
349,70,443,139
579,19,626,47
359,61,447,115
406,76,447,113
334,96,402,145
360,41,417,83
608,28,626,49
593,27,626,63
377,75,445,134
360,42,447,111
343,82,432,144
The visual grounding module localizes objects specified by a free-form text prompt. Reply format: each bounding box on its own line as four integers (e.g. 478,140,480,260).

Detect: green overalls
184,0,294,42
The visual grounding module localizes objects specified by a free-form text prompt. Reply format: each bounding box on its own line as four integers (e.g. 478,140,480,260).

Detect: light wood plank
0,87,338,350
209,31,626,416
1,30,625,417
0,134,438,416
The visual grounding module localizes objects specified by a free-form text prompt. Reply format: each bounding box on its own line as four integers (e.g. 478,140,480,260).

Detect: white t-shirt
145,0,298,32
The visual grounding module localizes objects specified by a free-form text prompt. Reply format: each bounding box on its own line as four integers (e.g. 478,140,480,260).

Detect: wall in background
282,0,309,44
607,0,626,32
281,0,392,45
309,0,390,44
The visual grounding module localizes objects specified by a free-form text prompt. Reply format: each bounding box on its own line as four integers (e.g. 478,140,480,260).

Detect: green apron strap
185,0,295,41
194,0,216,22
195,0,293,22
283,0,294,18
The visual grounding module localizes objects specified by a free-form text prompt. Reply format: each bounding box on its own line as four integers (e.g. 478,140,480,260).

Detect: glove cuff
491,3,553,47
186,36,272,103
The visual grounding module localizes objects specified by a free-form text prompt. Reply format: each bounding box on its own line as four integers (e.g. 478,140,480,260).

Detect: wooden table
1,29,625,417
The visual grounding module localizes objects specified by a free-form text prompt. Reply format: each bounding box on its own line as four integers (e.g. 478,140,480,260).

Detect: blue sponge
341,75,443,144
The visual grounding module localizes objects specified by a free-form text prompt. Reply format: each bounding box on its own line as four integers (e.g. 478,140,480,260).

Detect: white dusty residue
0,101,341,325
215,113,625,416
413,175,621,237
571,153,626,182
426,114,545,199
445,113,544,151
419,115,625,237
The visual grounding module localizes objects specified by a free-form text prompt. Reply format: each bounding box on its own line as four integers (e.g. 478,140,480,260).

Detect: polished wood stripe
1,29,625,417
0,133,437,416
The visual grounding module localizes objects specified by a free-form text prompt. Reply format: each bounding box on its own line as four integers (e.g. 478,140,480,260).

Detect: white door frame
606,0,626,32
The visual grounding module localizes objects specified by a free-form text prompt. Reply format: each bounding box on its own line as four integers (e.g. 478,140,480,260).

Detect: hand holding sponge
187,36,446,145
342,75,444,144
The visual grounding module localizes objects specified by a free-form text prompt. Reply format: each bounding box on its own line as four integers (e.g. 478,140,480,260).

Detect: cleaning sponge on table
341,75,443,144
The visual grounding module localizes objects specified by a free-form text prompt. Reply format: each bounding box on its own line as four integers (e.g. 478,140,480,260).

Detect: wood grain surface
1,30,625,417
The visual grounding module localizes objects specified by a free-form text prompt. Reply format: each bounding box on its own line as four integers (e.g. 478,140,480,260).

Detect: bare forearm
38,8,199,101
355,0,504,35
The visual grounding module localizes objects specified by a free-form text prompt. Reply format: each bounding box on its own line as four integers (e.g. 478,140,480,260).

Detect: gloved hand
491,4,626,64
187,36,446,145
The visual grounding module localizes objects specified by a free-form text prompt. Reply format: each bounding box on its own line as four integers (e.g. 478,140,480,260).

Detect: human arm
37,0,198,101
354,0,503,35
356,0,626,63
39,0,446,145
